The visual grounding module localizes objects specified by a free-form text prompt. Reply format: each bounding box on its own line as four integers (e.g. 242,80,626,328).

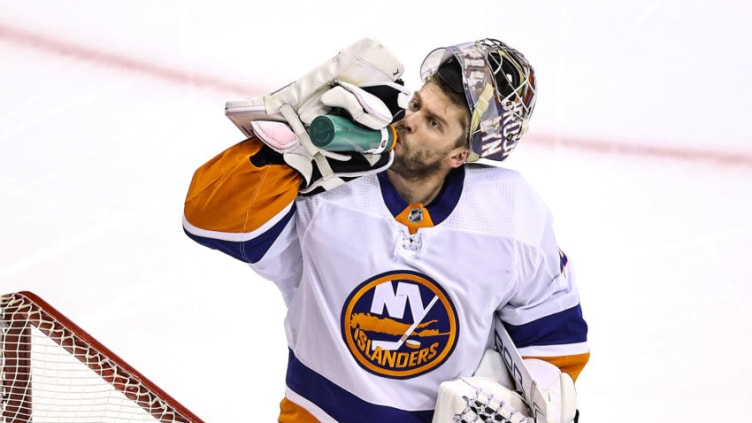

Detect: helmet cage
420,38,537,162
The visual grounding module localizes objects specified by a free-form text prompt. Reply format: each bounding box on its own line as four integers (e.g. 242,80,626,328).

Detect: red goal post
1,291,204,422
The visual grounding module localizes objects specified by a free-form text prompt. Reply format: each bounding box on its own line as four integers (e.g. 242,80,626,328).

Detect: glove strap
279,103,340,189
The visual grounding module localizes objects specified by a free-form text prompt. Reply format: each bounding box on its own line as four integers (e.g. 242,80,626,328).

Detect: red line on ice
3,21,751,168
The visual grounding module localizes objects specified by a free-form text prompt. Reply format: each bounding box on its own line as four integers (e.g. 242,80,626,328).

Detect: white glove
525,359,578,423
225,37,407,136
433,377,531,423
225,38,408,193
249,118,394,195
300,80,398,130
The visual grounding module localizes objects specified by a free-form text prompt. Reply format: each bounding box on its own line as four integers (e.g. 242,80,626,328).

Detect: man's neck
386,168,449,205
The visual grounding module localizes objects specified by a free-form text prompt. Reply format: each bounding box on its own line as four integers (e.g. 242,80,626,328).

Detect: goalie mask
419,38,537,162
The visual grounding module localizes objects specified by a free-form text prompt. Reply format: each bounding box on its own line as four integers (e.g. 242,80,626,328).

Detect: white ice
1,1,751,421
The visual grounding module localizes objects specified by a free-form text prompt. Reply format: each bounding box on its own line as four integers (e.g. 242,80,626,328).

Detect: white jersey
183,139,588,422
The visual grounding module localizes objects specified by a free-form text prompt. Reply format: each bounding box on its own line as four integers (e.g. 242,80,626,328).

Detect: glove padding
225,37,407,132
301,148,393,195
248,117,393,195
249,139,393,196
525,359,578,423
433,377,531,423
300,80,399,130
225,38,408,194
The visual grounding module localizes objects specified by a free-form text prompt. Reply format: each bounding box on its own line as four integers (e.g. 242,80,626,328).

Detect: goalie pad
432,377,532,423
474,348,517,389
474,347,579,423
525,359,578,423
225,38,408,193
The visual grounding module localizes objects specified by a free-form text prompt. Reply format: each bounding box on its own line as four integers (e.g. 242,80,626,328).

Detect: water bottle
309,114,397,154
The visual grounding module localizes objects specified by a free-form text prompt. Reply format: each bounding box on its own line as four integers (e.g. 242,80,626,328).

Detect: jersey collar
377,166,465,227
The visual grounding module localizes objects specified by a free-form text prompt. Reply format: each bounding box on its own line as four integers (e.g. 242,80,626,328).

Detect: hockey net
0,291,203,423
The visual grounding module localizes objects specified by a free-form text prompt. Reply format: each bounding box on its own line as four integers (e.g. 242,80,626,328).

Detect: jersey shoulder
460,165,551,231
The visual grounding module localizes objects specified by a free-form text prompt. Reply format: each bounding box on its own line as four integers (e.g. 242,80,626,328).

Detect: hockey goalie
184,35,589,423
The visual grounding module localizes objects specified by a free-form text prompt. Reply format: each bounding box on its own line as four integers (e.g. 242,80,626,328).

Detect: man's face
390,81,469,179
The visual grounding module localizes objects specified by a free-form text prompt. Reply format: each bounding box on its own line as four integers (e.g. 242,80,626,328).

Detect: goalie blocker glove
225,38,409,194
432,376,531,423
250,140,394,196
431,349,580,423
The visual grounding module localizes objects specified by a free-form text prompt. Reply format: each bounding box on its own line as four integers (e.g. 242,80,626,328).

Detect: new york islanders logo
341,271,458,378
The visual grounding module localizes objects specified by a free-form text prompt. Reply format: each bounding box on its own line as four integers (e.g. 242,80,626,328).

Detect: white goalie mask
419,38,537,162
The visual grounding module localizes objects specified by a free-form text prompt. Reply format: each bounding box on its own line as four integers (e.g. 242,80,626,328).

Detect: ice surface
2,1,751,421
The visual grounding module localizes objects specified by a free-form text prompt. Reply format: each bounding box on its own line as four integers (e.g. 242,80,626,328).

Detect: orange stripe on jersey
278,398,320,423
184,138,300,234
523,351,590,382
394,203,435,235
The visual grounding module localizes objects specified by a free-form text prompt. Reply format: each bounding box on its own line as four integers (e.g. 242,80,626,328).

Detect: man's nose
398,112,415,133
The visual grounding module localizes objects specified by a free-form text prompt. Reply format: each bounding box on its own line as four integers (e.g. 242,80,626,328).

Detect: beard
389,137,449,181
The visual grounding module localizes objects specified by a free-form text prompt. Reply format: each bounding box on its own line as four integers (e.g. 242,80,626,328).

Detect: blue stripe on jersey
559,249,569,272
286,350,434,423
377,167,464,224
183,205,295,263
505,305,588,349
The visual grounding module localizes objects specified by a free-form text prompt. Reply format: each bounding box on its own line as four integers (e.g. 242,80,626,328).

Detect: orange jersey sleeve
183,138,301,262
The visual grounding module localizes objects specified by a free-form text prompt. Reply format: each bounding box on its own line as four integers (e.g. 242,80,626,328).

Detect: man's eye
430,119,440,129
408,100,419,110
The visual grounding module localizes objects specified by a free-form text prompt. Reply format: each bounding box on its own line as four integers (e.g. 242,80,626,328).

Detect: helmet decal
420,39,537,162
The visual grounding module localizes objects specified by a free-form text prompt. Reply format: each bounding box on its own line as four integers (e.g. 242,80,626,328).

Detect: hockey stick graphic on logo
493,313,549,423
371,295,439,351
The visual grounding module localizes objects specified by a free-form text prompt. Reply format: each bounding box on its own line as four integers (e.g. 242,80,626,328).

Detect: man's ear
448,148,470,168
